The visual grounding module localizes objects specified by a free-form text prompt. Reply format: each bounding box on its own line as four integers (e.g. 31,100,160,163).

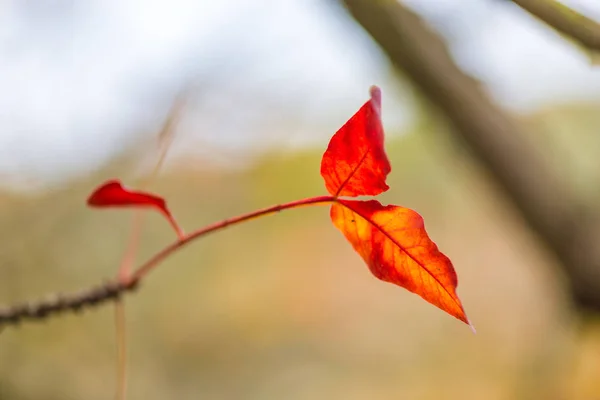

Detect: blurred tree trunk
340,0,600,314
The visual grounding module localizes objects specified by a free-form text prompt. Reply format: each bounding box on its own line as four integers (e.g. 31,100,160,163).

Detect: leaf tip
458,309,475,333
369,85,382,111
467,318,477,334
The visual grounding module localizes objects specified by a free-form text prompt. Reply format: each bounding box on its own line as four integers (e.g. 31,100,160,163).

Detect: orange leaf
87,179,171,217
320,86,391,197
330,199,471,327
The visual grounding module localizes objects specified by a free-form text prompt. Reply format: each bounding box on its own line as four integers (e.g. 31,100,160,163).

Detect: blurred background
1,0,600,399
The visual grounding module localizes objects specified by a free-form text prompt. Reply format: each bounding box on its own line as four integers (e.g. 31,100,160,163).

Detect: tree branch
510,0,600,53
340,0,600,312
0,279,138,326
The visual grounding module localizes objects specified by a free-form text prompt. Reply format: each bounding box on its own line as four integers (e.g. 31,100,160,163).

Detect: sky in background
0,0,598,188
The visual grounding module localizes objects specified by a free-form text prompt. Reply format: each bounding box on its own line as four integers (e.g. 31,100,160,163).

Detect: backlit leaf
87,179,170,217
320,86,391,197
330,199,471,327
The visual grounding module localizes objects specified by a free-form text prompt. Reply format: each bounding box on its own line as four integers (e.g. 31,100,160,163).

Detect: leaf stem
163,211,186,240
128,195,336,283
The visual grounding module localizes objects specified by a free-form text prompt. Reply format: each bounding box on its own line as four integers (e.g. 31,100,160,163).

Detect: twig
113,90,186,400
0,280,138,326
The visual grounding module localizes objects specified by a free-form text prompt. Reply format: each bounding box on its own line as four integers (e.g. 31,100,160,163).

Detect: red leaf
320,86,391,197
330,199,471,327
87,179,169,215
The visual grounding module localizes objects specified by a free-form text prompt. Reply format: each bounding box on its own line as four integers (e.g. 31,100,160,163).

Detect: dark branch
510,0,600,53
0,279,139,327
340,0,600,312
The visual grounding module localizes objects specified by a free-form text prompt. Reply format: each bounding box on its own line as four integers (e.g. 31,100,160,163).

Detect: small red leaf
330,199,471,327
87,179,184,238
320,86,391,197
87,180,168,212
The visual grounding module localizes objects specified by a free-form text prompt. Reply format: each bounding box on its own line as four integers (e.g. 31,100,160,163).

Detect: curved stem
128,195,335,283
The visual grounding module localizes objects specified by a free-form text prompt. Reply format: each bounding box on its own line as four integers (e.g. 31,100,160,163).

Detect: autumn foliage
321,86,471,327
87,86,472,329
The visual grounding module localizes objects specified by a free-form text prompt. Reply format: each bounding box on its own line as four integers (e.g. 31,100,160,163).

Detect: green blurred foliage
1,102,600,400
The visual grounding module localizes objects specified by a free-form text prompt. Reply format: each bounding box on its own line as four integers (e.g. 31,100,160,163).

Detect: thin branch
112,83,189,400
0,280,139,326
510,0,600,53
128,195,335,282
114,300,128,400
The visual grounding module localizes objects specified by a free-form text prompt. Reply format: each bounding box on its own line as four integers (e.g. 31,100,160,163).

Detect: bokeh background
1,1,600,399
